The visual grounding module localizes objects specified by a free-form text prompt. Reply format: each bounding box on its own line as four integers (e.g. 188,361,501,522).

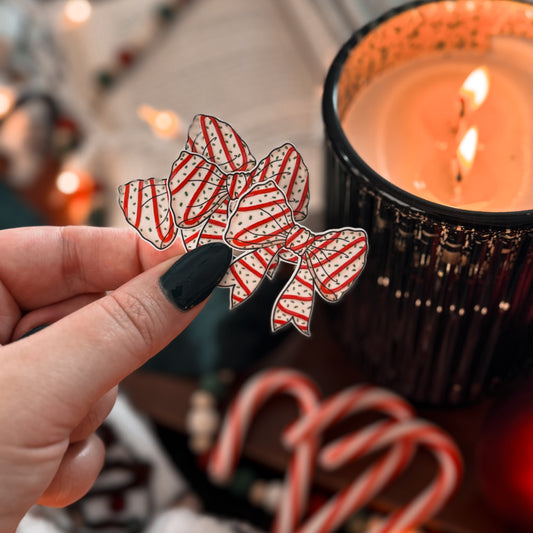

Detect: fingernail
19,323,50,340
159,243,232,311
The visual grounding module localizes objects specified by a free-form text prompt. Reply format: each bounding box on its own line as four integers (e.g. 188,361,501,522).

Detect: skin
0,226,205,533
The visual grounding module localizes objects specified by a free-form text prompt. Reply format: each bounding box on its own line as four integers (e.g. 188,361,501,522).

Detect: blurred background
6,3,520,533
0,0,404,233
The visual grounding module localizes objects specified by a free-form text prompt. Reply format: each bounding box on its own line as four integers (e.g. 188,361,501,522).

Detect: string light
56,170,81,194
137,104,181,139
0,87,15,119
64,0,93,25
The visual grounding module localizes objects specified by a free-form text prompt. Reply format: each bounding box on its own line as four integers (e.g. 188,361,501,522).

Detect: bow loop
186,114,256,173
305,230,368,303
169,151,227,228
118,178,177,249
250,143,309,221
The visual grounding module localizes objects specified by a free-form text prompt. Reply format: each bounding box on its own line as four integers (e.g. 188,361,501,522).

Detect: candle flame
137,105,181,139
459,66,489,112
457,126,478,177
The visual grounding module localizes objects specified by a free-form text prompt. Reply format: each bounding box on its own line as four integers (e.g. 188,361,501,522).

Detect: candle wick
459,97,465,119
456,171,463,183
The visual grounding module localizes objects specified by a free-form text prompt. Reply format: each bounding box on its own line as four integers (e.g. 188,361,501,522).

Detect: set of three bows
119,114,368,335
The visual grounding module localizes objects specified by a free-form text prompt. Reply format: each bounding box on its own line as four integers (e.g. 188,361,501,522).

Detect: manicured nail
20,324,50,339
159,243,233,311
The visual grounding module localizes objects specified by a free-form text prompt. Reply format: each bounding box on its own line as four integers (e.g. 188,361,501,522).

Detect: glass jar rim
322,0,533,229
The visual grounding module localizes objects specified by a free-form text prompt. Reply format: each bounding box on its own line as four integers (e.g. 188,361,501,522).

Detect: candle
323,0,533,406
342,36,533,212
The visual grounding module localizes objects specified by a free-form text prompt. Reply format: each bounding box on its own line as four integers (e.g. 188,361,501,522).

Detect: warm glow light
56,170,81,194
0,87,15,119
457,126,478,177
459,66,490,112
64,0,92,25
154,111,174,131
137,104,181,139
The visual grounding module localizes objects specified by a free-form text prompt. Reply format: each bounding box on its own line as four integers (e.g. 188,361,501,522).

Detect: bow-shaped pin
221,181,368,336
118,115,310,251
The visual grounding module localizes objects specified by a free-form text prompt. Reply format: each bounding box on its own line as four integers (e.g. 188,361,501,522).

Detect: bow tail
271,260,315,337
219,246,280,309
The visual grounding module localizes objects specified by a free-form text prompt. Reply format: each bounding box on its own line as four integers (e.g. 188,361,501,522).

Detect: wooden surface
123,307,509,533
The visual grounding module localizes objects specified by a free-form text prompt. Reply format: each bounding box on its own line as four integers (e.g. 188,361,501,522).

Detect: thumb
3,243,232,425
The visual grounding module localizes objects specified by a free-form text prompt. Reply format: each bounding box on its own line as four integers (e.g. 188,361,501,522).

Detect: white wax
342,35,533,212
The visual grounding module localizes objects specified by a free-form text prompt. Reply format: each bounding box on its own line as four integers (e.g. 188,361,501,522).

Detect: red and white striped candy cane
283,384,415,449
208,368,321,533
302,418,463,533
282,385,416,533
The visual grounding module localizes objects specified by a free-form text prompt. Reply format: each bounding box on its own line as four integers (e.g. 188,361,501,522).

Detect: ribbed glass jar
323,0,533,405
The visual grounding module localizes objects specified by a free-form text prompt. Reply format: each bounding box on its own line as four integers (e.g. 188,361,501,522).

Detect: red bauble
477,376,533,532
118,49,135,67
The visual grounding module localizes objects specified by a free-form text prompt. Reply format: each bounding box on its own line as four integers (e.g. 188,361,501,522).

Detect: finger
11,293,105,341
1,243,232,435
37,434,105,508
0,226,185,311
70,386,118,443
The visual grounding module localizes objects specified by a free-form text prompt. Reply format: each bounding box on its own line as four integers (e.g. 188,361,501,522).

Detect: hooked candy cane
283,385,416,533
305,418,462,533
208,368,321,533
283,384,415,448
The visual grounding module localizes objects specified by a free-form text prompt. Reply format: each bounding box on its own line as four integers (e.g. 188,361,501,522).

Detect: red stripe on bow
135,181,144,229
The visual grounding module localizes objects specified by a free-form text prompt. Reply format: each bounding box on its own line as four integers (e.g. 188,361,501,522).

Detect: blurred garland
91,0,194,94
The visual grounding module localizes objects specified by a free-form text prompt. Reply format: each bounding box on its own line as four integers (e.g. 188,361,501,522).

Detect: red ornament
55,116,78,133
118,49,135,67
477,375,533,531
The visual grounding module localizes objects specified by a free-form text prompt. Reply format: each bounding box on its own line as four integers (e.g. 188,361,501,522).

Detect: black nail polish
19,323,50,339
159,243,233,311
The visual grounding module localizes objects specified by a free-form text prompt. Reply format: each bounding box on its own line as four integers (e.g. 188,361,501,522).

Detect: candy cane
282,385,417,533
303,418,463,533
283,384,415,449
208,368,321,533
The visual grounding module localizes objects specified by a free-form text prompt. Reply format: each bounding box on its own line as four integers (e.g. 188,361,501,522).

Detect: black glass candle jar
323,0,533,406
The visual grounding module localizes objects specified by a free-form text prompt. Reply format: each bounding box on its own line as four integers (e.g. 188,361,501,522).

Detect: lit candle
323,0,533,406
341,36,533,212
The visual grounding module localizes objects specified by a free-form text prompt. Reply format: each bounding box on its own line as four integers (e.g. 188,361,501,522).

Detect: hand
0,226,231,532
